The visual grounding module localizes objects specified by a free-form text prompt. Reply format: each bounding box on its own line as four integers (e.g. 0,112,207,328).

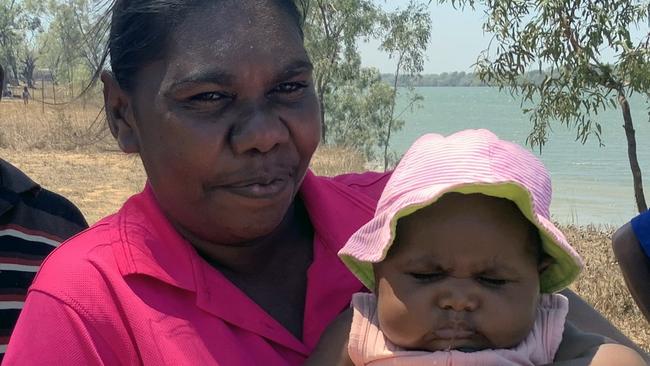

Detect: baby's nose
435,280,480,312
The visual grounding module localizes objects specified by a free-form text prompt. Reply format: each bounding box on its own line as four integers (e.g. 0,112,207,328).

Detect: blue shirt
631,209,650,258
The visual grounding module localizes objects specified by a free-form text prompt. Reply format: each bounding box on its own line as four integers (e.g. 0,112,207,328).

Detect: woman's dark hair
94,0,306,92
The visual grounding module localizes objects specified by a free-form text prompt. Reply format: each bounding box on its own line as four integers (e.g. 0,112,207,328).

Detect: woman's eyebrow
167,60,312,92
275,59,313,81
171,69,235,89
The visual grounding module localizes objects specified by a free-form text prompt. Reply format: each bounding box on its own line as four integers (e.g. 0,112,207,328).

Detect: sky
359,0,649,74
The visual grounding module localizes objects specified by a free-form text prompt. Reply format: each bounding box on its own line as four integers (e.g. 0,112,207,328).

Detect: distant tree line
381,70,552,87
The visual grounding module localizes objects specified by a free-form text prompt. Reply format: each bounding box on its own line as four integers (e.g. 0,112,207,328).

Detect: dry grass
0,97,113,151
565,225,650,350
0,149,145,224
1,100,648,353
310,145,368,175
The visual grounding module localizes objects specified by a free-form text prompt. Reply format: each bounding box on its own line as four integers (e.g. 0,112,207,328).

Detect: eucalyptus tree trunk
383,56,403,172
619,90,647,212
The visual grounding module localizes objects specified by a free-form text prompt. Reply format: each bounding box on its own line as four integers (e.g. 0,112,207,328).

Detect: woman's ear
101,71,140,153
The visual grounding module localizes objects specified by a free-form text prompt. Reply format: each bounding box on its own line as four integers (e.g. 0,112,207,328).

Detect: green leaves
441,0,650,210
303,0,431,168
444,0,649,148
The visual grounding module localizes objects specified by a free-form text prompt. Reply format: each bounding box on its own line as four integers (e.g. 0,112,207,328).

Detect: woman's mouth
221,176,291,199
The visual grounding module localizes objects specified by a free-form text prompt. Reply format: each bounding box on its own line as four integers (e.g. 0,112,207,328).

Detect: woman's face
374,193,543,352
112,1,320,244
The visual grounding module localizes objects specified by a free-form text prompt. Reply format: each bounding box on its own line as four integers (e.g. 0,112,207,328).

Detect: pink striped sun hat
339,129,583,294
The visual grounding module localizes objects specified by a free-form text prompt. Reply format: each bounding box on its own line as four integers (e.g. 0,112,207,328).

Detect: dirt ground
1,147,648,353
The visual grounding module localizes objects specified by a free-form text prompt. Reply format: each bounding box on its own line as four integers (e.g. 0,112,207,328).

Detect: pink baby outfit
4,171,389,366
348,292,569,366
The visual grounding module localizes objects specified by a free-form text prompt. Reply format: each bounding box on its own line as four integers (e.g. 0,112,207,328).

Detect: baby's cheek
481,293,539,348
376,281,427,348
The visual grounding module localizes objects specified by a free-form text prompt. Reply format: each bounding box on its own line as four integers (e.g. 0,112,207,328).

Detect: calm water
391,87,650,226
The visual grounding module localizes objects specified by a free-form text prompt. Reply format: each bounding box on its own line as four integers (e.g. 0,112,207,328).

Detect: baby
307,130,645,365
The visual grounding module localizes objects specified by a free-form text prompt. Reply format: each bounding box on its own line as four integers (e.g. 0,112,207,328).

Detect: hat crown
378,129,552,219
339,129,582,294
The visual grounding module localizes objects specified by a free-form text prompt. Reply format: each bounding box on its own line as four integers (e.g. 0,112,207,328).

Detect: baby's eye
477,276,508,287
409,272,444,283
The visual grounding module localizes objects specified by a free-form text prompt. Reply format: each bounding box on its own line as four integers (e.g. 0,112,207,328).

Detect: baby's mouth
455,346,480,353
433,328,476,340
429,317,486,352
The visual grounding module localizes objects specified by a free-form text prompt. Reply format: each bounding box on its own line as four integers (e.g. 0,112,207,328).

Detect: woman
3,0,644,364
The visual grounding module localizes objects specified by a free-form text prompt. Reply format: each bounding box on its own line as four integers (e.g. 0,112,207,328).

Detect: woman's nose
435,281,480,312
230,104,290,155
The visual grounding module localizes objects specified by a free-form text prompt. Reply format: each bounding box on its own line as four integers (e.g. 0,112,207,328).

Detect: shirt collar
114,170,380,288
0,159,40,215
299,170,379,254
112,182,198,292
0,159,40,194
112,170,382,353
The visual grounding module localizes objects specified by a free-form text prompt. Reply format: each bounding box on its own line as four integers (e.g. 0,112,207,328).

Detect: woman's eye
189,92,228,102
272,81,307,95
477,276,508,287
409,272,444,282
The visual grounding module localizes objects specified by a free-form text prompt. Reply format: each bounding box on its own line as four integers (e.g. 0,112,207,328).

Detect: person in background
0,64,4,102
21,86,29,105
0,159,88,362
612,210,650,321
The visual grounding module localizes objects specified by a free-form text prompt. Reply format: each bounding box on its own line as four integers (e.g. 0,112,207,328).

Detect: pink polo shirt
3,170,389,365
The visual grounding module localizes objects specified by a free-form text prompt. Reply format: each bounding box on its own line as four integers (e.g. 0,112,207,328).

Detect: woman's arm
305,308,354,366
559,288,648,361
612,222,650,321
549,345,645,366
551,322,646,366
587,344,647,366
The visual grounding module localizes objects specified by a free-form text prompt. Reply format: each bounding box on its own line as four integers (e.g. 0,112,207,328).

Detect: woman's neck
187,198,314,276
187,199,314,339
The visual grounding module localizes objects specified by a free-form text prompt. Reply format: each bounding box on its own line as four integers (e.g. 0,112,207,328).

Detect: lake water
391,87,650,226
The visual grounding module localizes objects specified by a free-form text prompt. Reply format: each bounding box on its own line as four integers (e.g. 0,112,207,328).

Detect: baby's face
374,193,544,352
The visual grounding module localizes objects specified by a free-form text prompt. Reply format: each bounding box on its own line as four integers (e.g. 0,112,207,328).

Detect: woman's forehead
169,1,303,58
155,2,306,82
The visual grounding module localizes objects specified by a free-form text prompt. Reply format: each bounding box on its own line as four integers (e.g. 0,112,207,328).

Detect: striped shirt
0,159,87,361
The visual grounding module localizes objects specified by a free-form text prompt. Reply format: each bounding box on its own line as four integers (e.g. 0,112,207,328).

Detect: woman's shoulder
326,170,392,201
28,192,148,303
30,219,119,294
32,187,158,291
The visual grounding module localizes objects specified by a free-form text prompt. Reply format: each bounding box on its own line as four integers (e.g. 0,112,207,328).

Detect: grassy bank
0,99,648,352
